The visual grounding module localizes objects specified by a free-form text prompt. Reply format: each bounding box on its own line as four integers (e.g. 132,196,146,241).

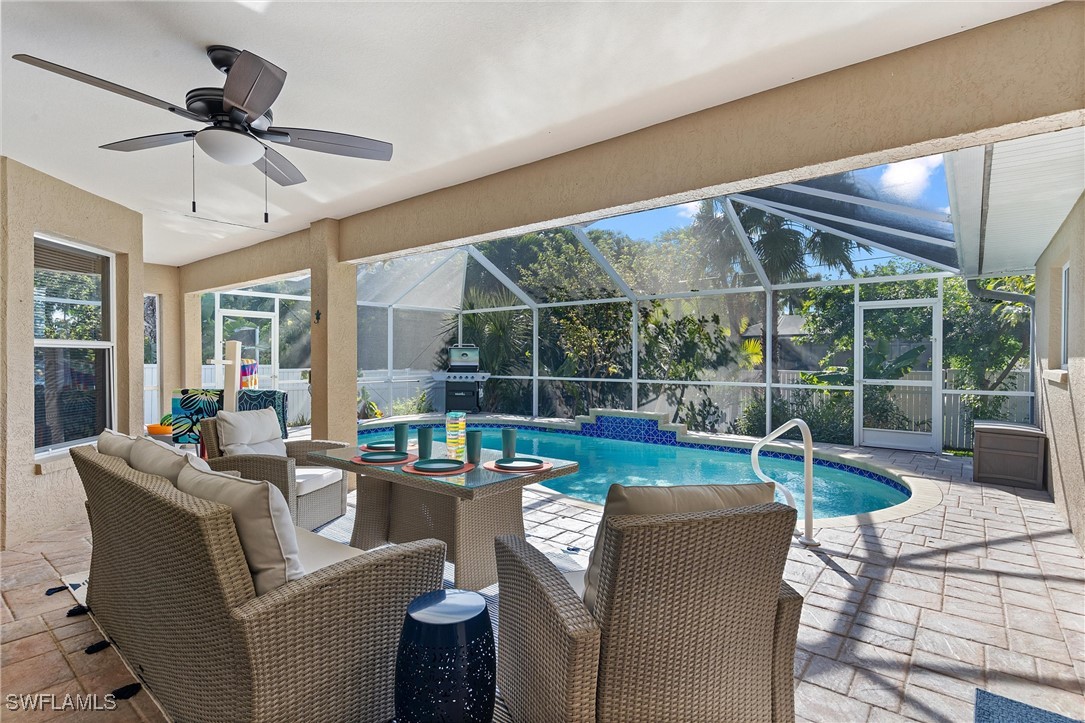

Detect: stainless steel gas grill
431,345,490,413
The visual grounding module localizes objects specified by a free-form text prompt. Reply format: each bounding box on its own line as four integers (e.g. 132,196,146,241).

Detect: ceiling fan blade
264,126,392,161
100,131,196,152
12,54,209,123
254,145,306,186
223,50,286,125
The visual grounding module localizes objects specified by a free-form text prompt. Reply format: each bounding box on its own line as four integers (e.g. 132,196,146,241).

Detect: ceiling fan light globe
195,127,264,165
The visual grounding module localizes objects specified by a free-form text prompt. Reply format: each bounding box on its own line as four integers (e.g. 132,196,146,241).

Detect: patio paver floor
2,446,1083,721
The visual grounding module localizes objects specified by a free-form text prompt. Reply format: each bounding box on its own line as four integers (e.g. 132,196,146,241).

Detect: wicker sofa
71,445,445,722
201,415,349,530
495,501,802,722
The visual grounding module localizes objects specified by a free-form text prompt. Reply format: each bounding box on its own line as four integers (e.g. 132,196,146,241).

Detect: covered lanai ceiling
1,1,1054,266
949,126,1085,277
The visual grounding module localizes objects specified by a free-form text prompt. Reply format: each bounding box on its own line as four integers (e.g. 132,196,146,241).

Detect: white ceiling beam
943,145,986,277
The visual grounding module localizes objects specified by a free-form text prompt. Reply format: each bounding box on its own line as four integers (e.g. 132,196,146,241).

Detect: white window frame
1061,262,1071,370
144,293,162,423
33,235,116,457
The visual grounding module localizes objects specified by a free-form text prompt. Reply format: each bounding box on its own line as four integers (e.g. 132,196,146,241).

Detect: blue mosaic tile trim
357,414,908,496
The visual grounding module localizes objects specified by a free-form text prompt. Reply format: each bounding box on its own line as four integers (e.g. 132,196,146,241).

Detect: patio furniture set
72,408,803,721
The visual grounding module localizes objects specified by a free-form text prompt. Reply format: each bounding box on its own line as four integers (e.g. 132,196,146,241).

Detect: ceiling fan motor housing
185,88,273,130
206,45,243,74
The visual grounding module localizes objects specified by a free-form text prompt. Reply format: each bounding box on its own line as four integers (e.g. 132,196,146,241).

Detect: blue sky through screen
590,155,951,250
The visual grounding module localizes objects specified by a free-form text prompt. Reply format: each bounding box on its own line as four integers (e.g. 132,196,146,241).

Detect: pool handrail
752,418,820,547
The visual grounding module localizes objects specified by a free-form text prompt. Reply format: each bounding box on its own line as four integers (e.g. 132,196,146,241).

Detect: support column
181,292,204,388
308,218,358,443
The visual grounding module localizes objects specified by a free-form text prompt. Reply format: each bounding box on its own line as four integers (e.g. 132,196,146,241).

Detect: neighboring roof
744,315,809,339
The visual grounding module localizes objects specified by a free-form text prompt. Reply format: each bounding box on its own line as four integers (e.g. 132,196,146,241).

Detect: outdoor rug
975,689,1083,723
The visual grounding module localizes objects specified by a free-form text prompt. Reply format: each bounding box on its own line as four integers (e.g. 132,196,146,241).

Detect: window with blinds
33,237,114,453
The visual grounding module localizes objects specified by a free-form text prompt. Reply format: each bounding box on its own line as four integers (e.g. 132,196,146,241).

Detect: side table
394,589,495,723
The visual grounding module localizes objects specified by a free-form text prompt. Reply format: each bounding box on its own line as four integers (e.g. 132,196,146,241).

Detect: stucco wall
1035,192,1085,548
0,158,143,548
144,264,182,417
337,2,1084,263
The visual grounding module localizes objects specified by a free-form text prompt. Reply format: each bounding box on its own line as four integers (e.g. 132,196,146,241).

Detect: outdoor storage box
973,420,1046,489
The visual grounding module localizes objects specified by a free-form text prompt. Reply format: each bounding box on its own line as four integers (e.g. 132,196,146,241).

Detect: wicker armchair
200,416,349,530
71,445,445,723
495,502,802,722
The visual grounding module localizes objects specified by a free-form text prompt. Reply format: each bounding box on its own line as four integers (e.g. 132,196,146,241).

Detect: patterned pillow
237,390,288,439
171,389,225,444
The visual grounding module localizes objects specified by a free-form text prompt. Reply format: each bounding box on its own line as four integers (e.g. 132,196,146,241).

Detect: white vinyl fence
198,365,313,426
774,369,1032,449
144,364,160,424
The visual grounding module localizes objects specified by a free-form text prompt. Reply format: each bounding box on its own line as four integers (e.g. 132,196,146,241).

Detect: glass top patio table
308,442,579,500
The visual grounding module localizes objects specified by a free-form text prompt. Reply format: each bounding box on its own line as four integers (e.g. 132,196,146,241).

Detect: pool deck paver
2,444,1083,721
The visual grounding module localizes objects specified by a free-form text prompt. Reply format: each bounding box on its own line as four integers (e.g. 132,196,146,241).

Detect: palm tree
434,288,533,414
684,190,869,383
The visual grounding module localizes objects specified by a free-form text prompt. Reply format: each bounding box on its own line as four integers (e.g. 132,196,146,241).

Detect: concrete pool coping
358,409,944,528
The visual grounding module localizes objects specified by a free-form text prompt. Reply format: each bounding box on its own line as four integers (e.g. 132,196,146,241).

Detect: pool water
361,427,909,518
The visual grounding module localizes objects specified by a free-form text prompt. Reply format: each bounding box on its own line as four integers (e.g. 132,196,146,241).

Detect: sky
590,155,952,245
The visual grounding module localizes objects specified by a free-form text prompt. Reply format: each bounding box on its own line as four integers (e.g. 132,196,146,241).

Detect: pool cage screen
357,156,1034,451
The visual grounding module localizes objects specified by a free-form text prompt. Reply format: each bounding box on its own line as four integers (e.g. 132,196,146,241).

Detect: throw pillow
176,457,304,595
215,409,288,457
97,429,137,464
582,482,776,612
129,436,210,485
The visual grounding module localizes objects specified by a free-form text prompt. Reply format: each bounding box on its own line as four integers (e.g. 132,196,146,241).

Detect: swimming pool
358,417,910,519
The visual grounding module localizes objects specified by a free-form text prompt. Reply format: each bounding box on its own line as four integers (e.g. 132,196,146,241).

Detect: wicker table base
353,476,527,590
308,442,579,591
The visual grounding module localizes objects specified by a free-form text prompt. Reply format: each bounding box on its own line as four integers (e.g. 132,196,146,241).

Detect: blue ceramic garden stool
394,589,495,723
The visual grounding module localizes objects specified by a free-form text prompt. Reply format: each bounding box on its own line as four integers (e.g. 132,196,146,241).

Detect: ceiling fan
13,46,392,186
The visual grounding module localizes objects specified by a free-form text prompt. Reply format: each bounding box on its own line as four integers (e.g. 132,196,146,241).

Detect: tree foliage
740,261,1034,444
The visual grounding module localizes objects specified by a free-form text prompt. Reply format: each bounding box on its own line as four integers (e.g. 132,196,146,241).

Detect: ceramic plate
364,440,397,450
412,458,465,472
495,457,544,471
359,451,409,463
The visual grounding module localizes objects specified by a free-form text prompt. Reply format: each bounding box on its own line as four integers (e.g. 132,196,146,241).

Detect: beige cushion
295,467,342,496
176,457,304,595
97,429,137,464
295,528,363,574
563,569,587,599
129,436,210,485
583,482,776,613
216,409,287,457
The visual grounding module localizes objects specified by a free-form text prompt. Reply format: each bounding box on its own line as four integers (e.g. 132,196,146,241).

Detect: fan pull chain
263,149,269,223
191,137,197,213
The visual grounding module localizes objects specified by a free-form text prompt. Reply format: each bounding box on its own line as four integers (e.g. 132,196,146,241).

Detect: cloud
676,201,702,219
878,155,943,203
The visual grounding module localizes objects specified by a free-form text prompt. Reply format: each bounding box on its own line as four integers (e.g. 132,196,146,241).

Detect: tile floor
2,446,1083,721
